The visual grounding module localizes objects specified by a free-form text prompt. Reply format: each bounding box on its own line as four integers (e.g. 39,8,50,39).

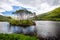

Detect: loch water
0,21,60,40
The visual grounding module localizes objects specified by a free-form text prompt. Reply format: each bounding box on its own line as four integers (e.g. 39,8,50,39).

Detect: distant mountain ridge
33,7,60,21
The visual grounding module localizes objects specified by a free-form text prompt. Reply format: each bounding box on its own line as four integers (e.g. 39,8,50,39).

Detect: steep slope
34,7,60,21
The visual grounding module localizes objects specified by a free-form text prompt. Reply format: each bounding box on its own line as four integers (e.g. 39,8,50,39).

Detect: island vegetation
33,7,60,21
9,19,35,27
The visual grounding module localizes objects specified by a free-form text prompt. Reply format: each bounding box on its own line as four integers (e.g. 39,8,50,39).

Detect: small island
9,8,36,27
9,19,35,27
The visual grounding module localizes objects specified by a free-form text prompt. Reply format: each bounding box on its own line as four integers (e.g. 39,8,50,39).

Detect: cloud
0,1,13,12
0,3,13,11
0,8,5,12
0,0,60,15
18,0,60,6
16,0,60,13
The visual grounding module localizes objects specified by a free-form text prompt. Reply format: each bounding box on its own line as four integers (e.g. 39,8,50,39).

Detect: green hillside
0,15,11,22
34,7,60,21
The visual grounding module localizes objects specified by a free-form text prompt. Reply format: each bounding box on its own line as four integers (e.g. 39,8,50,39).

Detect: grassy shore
0,33,38,40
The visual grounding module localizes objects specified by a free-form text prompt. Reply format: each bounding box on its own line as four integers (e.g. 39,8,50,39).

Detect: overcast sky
0,0,60,16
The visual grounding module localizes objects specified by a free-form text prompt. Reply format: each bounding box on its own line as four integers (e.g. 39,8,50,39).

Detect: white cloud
0,9,5,12
0,1,13,12
16,0,60,15
0,3,13,11
0,0,60,15
36,3,60,15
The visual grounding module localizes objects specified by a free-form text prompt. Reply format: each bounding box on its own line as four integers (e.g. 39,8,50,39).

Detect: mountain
0,15,11,22
33,7,60,21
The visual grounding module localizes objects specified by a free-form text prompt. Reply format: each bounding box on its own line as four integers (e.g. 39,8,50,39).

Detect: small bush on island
0,33,38,40
9,19,35,27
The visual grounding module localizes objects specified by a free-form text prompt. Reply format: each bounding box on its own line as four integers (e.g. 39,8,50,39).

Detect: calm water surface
35,21,60,38
0,21,60,38
0,22,35,34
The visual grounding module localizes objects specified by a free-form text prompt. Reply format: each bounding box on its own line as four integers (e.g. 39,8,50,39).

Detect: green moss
9,19,35,27
0,34,38,40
